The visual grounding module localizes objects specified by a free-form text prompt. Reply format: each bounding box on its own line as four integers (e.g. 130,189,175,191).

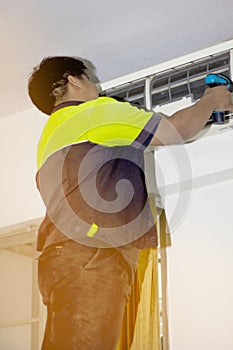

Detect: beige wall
0,109,47,229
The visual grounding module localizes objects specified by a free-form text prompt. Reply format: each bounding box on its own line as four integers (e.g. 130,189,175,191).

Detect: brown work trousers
38,240,139,350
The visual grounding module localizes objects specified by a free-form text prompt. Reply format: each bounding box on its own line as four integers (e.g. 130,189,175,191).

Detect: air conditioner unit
100,39,233,143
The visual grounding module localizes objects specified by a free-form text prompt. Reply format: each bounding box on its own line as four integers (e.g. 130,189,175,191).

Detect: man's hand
150,86,233,146
203,86,233,112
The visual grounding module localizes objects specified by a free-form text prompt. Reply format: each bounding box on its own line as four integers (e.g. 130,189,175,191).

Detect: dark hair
28,56,87,115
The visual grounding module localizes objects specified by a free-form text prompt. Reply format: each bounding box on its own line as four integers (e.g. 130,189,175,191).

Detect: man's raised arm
150,86,233,146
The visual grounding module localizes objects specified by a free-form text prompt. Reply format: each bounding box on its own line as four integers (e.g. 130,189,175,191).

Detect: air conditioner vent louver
102,79,146,107
151,52,230,107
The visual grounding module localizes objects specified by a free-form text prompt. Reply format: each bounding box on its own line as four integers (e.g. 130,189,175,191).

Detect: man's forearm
169,94,215,141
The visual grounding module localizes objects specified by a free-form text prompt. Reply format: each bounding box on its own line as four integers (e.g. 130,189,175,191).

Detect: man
28,56,233,350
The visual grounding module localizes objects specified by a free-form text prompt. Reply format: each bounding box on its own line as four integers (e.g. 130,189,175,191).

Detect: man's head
28,56,99,115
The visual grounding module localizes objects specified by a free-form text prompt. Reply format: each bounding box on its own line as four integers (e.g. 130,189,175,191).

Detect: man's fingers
230,93,233,105
226,93,233,112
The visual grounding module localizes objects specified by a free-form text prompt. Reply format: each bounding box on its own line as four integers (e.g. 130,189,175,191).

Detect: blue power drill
205,73,233,124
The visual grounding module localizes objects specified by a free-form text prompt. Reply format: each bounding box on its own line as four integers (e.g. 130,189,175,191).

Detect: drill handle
205,73,232,124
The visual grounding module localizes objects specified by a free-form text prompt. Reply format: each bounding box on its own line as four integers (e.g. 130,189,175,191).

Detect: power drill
205,73,233,124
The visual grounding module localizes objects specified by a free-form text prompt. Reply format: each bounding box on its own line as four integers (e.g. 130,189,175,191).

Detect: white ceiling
1,0,233,118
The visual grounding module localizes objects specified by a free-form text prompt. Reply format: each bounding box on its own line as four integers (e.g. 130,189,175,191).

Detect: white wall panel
153,130,233,349
165,180,233,350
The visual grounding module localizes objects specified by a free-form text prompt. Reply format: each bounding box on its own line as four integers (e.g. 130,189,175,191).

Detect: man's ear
67,75,82,89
